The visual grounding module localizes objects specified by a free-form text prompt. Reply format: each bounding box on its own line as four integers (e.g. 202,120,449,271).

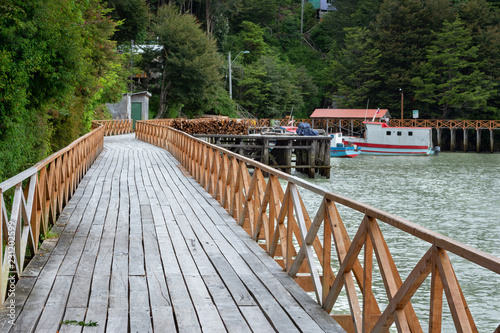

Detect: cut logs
168,118,249,135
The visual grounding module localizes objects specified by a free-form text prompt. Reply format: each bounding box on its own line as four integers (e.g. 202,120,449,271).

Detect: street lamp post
228,50,249,99
399,88,404,120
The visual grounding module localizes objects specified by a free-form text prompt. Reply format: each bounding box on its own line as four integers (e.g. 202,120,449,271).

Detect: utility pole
130,39,134,93
228,52,232,99
400,88,404,120
228,51,249,99
301,0,304,35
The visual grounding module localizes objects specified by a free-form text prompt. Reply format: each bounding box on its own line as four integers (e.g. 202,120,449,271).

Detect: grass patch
62,320,98,327
40,230,58,241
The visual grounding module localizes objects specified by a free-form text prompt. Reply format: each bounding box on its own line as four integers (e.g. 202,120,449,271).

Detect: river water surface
292,153,499,331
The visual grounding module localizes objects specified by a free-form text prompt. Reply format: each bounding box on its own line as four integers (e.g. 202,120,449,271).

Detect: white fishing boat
344,121,433,155
329,133,359,158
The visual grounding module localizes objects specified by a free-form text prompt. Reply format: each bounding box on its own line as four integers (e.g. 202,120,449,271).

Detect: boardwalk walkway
0,134,343,332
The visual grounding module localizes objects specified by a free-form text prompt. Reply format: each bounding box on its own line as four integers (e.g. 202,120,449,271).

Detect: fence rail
0,125,104,305
136,120,500,332
92,119,132,136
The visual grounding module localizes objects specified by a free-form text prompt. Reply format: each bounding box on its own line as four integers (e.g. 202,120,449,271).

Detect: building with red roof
310,109,390,120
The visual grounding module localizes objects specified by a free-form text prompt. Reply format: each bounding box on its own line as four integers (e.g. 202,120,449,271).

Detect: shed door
131,102,142,130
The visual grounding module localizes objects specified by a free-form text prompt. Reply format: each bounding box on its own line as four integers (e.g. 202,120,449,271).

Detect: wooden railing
92,119,132,136
0,125,104,305
389,119,500,130
138,118,500,132
136,120,500,332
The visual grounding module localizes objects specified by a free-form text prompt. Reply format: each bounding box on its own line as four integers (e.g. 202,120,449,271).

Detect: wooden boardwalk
0,134,343,333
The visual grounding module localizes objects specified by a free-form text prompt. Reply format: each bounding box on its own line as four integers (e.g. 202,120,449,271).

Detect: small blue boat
330,133,360,158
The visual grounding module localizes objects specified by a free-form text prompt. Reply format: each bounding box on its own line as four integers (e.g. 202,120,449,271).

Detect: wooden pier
1,119,500,332
194,134,331,178
0,134,341,332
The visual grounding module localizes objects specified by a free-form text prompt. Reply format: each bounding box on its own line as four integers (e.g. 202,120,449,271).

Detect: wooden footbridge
1,120,499,332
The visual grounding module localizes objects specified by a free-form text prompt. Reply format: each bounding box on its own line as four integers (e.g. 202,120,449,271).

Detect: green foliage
62,320,98,327
237,55,306,118
324,27,381,108
311,0,384,52
106,0,149,44
151,4,224,118
0,0,126,183
372,0,455,114
238,21,271,63
236,0,280,28
411,19,496,119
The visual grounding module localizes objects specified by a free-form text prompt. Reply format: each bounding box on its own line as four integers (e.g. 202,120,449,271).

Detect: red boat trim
360,149,428,154
344,142,429,149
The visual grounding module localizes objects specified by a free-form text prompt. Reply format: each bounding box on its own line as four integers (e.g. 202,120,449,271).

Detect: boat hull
353,143,432,156
330,147,360,158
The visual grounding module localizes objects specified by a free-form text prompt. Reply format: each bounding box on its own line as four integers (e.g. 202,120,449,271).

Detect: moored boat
344,121,433,155
330,133,360,158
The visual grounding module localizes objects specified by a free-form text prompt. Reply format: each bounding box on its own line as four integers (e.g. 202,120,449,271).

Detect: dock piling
195,134,331,179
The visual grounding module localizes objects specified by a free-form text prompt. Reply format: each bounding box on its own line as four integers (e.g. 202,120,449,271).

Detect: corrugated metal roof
310,109,390,119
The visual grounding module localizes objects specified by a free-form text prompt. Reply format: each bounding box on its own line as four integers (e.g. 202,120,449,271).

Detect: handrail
0,124,104,305
136,120,500,332
92,119,132,136
141,118,500,131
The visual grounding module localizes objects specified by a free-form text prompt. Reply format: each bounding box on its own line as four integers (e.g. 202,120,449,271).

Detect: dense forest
1,0,499,182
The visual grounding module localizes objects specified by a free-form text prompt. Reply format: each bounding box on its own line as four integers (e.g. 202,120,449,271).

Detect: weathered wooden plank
241,252,326,332
10,254,65,333
165,274,202,333
167,221,226,332
66,232,100,308
162,182,299,332
108,253,128,309
151,306,176,332
142,221,176,330
58,236,87,276
201,274,253,333
20,238,57,277
128,179,145,276
36,275,73,332
82,273,109,333
106,307,128,333
167,152,343,332
0,277,36,332
59,307,86,333
129,275,153,333
155,226,201,332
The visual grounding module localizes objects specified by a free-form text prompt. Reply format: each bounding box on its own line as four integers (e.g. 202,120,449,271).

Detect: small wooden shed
106,91,151,129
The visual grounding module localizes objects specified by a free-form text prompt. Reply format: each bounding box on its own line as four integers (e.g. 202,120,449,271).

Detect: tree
237,55,303,119
324,27,381,108
311,0,384,53
372,0,455,114
235,0,280,28
238,21,271,63
458,0,500,118
107,0,149,44
151,4,224,118
411,19,495,119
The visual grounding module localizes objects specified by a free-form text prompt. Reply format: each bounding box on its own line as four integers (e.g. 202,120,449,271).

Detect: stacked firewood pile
168,118,248,135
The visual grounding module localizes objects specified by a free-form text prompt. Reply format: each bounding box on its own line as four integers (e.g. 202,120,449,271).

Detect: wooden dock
194,134,332,179
0,134,343,332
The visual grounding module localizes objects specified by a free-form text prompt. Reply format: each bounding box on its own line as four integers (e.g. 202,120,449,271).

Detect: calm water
291,153,500,331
